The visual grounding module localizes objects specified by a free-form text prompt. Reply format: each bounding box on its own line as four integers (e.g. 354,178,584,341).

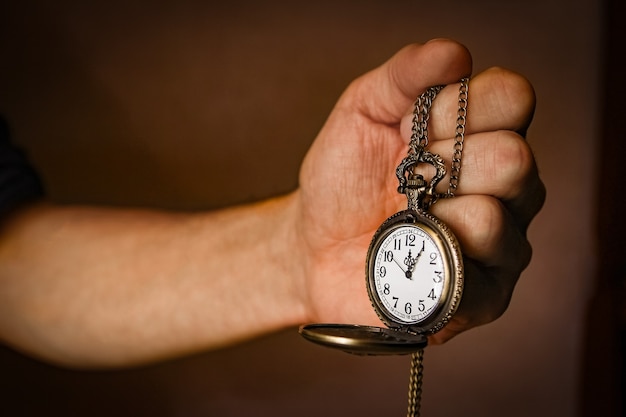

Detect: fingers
401,64,541,345
427,194,532,344
428,260,513,345
400,67,536,141
392,60,542,230
385,50,540,226
425,130,546,229
431,195,532,271
340,39,473,124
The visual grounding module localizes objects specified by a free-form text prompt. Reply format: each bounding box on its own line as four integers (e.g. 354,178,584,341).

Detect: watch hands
404,250,417,279
388,241,426,280
403,242,426,280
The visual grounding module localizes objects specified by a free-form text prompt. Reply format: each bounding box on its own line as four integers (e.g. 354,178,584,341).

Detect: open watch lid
299,323,427,356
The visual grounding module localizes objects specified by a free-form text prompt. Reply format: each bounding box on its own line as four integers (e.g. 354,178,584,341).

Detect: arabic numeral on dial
429,252,438,265
394,239,401,250
405,234,416,246
383,283,390,295
405,302,412,314
392,297,399,308
418,300,425,312
384,251,394,262
379,265,387,277
428,288,436,300
433,271,443,283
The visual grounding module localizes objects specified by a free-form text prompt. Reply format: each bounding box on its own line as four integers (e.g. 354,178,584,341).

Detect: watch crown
407,173,426,189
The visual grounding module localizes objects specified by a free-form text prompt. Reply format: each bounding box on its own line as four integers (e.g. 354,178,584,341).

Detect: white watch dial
372,225,446,324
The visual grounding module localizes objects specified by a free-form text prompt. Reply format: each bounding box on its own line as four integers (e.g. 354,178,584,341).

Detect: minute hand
392,256,409,277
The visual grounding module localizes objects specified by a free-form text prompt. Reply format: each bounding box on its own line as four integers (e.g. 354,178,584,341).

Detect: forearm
0,194,307,368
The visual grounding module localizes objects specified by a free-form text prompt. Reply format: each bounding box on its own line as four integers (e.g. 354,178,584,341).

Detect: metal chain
407,349,425,417
409,86,444,154
444,77,469,197
409,78,470,197
404,78,469,417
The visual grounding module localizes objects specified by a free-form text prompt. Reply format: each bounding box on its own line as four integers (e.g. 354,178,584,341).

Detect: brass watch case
366,209,464,335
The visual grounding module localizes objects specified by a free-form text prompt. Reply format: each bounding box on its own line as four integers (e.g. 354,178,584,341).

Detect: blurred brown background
0,0,622,416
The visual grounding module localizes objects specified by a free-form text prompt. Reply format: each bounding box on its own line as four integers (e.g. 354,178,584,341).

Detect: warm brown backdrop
0,0,615,416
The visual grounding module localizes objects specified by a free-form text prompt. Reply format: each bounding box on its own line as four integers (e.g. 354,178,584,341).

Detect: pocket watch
366,158,464,337
300,79,469,416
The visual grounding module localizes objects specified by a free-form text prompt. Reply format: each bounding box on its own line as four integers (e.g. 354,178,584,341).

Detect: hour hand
404,250,417,279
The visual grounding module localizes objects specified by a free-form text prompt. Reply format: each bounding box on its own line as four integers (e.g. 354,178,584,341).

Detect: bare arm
0,39,545,368
0,197,307,368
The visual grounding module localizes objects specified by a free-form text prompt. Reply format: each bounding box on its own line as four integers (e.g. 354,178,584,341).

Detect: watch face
366,210,463,334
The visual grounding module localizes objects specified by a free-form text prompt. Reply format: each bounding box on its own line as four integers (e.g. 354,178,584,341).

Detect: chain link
407,349,425,417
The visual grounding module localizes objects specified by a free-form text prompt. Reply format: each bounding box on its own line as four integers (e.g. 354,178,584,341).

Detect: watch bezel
366,209,464,335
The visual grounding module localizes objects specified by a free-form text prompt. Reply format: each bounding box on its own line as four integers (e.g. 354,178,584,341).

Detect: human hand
294,39,545,344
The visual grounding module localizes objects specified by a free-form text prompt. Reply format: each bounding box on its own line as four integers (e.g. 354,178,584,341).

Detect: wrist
259,192,310,328
197,192,310,333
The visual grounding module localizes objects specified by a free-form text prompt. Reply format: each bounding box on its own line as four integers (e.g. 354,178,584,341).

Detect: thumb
339,39,473,124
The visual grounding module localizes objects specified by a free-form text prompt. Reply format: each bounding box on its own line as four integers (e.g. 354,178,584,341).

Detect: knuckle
482,67,536,129
461,196,506,256
489,131,536,198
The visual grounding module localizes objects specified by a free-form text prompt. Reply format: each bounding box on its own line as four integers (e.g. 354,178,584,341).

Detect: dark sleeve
0,116,45,216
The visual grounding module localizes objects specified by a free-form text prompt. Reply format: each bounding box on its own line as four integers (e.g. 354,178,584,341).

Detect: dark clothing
0,117,45,216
